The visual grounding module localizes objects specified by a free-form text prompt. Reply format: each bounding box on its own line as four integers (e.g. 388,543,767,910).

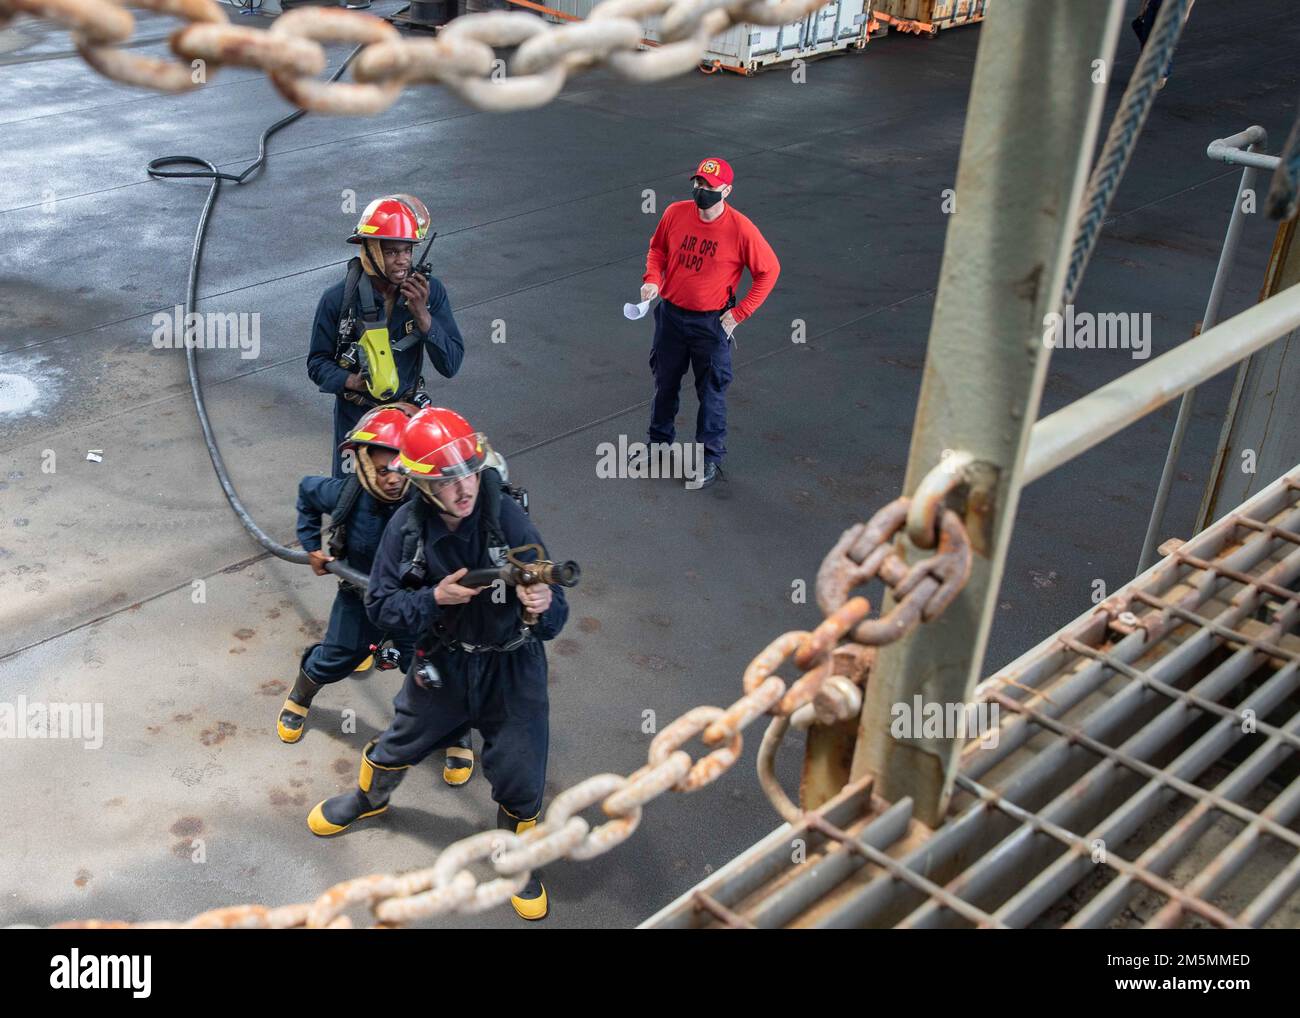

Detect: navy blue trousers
370,640,549,818
303,586,412,683
647,299,734,464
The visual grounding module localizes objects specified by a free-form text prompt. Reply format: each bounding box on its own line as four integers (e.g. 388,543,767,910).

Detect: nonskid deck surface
1,0,1297,927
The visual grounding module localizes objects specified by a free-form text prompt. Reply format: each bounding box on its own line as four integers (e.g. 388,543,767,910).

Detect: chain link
817,497,972,645
51,475,971,927
269,8,405,115
543,773,642,860
1,0,834,113
438,829,533,912
76,0,224,92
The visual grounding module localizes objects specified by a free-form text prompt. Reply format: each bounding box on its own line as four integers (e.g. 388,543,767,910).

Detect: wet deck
1,0,1298,927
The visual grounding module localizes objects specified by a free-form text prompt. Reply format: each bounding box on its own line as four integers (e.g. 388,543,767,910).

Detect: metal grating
643,467,1300,929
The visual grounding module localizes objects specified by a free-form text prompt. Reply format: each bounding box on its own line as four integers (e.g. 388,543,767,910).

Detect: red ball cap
692,157,734,188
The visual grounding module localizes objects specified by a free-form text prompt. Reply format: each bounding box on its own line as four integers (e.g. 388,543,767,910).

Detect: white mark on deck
0,373,38,415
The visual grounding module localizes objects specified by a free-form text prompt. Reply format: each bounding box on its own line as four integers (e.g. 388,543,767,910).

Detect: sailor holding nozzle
307,407,578,921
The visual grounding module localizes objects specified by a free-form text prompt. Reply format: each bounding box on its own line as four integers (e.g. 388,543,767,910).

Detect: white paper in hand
623,299,651,320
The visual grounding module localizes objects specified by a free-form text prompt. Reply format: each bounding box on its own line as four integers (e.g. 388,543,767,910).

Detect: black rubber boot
308,740,409,836
277,668,322,744
497,804,547,920
443,730,474,787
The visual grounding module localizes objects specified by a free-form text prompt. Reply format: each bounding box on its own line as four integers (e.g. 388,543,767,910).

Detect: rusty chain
754,459,974,822
53,457,973,929
0,0,834,113
816,499,972,645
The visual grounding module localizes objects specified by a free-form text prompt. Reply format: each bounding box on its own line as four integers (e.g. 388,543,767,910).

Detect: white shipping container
872,0,988,35
541,0,872,74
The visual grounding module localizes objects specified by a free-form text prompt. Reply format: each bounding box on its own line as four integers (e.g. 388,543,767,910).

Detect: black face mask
693,185,725,210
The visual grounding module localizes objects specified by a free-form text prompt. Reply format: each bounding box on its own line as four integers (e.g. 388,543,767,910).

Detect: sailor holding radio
308,194,465,477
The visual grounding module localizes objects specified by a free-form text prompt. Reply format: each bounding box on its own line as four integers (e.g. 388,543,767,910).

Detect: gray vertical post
851,0,1125,827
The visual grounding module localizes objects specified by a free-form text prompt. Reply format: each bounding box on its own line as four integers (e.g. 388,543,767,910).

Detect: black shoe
688,462,722,490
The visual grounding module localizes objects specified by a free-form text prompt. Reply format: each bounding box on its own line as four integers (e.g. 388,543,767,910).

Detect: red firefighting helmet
341,405,417,502
339,404,416,454
348,195,430,245
388,193,431,238
398,407,492,504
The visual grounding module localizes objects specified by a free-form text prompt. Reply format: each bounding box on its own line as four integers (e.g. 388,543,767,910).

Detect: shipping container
872,0,987,36
537,0,873,74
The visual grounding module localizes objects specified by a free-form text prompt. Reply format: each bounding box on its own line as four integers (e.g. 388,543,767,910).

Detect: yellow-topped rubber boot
277,669,322,744
308,740,409,836
443,731,474,786
497,805,547,920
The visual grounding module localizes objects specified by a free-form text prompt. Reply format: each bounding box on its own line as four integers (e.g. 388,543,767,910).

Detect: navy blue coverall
1132,1,1176,81
363,494,568,820
648,300,734,465
307,273,465,476
296,476,412,682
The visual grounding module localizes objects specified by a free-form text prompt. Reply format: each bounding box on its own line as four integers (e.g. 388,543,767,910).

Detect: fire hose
148,20,410,590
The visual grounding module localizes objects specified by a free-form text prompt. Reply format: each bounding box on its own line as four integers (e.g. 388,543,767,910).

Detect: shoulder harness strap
356,269,383,324
398,497,430,586
337,258,365,350
325,475,363,559
478,468,509,565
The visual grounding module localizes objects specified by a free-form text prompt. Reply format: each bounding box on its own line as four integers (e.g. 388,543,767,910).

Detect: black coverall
363,493,568,819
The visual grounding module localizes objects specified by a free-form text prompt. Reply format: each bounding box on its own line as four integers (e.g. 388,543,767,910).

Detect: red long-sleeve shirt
642,201,780,324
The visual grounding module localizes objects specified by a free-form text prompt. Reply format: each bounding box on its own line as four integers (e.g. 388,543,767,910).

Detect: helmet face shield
397,409,490,511
406,472,468,505
399,432,491,505
388,194,431,241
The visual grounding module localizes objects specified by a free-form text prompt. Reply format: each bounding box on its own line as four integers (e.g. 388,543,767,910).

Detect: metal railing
1134,127,1279,574
1024,277,1300,484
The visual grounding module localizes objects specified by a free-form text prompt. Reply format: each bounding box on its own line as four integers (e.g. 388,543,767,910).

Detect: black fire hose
148,15,409,591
